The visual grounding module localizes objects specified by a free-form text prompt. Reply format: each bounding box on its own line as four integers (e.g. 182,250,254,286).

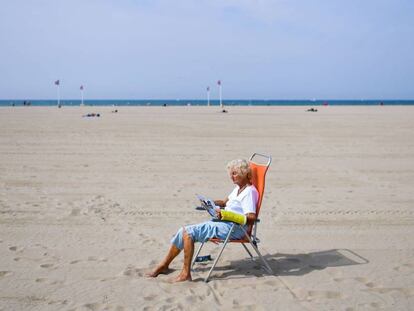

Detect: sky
0,0,413,100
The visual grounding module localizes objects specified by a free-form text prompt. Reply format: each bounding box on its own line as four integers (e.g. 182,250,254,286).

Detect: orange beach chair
191,153,274,282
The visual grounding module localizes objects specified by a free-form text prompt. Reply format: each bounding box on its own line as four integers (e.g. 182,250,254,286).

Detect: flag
217,80,221,86
54,80,60,86
80,85,84,90
207,86,210,91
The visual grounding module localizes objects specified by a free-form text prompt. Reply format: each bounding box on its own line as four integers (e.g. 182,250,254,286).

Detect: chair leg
191,242,204,270
250,241,273,274
241,243,254,259
240,227,274,275
204,223,234,282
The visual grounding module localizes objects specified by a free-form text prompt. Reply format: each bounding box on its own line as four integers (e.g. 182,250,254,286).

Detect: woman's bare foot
171,272,192,282
145,265,169,278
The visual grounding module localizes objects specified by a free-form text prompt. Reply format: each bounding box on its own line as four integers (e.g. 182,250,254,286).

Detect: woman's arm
245,213,257,225
215,211,256,225
214,198,228,208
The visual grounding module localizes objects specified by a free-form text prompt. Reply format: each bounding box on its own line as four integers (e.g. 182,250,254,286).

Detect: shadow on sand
192,249,369,281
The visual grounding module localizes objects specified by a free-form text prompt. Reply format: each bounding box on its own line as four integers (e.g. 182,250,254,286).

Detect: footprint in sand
184,295,198,304
0,271,12,278
70,260,82,264
370,302,382,308
73,302,125,311
9,246,18,251
334,276,377,289
70,208,81,216
122,265,145,277
99,277,118,282
138,233,159,246
353,277,378,288
263,280,280,288
143,294,157,301
364,287,414,298
164,297,175,303
83,302,102,311
87,256,108,262
306,290,342,300
40,263,54,269
393,263,414,273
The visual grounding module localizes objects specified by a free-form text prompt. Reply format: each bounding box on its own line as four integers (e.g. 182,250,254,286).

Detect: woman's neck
237,183,250,194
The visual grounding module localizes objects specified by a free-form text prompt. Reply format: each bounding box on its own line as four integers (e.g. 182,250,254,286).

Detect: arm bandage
220,210,247,225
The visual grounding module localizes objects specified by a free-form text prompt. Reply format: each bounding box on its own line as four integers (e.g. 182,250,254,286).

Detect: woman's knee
171,227,185,250
182,227,193,243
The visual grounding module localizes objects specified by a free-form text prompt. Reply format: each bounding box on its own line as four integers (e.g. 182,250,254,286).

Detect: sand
0,105,413,310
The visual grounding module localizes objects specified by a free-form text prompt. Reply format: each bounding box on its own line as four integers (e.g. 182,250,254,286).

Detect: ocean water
0,99,413,107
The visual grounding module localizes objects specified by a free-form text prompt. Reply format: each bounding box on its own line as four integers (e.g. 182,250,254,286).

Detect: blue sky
1,0,413,99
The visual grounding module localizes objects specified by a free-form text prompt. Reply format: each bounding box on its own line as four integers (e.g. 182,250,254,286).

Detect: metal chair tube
191,242,205,270
239,225,274,274
204,223,235,282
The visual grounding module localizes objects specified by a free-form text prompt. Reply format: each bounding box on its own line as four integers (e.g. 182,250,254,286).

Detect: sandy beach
0,105,413,310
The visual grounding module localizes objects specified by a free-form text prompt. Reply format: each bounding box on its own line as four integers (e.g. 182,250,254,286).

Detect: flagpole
57,84,60,106
80,85,84,106
218,80,223,109
207,86,210,106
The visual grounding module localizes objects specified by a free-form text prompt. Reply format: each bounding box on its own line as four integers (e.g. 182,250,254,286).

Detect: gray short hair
226,159,251,179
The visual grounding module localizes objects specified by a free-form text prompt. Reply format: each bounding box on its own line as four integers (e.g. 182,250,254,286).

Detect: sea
0,99,413,107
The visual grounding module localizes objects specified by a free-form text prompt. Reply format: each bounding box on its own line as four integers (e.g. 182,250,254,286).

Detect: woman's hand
215,208,222,220
214,199,228,208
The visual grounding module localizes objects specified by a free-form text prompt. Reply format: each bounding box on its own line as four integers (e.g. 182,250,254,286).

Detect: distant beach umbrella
207,86,210,106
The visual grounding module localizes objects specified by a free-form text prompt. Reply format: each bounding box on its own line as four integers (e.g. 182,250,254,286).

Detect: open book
196,194,218,219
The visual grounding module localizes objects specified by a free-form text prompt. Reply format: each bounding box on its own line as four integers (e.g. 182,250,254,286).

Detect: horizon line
1,98,414,101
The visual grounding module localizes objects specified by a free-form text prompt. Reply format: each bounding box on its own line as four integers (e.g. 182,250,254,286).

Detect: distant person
83,113,100,117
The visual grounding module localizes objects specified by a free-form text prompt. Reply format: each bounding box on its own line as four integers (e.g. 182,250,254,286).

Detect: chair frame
191,153,274,282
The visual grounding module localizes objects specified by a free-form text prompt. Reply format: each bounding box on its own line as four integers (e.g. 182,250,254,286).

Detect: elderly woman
147,159,258,282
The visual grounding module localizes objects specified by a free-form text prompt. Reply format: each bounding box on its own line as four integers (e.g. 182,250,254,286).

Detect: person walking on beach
146,159,258,282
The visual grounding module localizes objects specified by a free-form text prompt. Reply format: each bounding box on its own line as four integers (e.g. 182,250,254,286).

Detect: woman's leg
148,221,233,280
147,242,181,277
147,225,190,277
173,229,194,282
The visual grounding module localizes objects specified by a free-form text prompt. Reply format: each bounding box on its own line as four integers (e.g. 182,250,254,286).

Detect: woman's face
229,168,247,186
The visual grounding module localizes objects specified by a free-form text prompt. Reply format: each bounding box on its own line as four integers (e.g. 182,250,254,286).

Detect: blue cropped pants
171,220,246,250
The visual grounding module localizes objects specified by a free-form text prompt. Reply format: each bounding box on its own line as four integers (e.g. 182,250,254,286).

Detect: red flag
54,80,60,86
80,85,84,90
217,80,221,86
